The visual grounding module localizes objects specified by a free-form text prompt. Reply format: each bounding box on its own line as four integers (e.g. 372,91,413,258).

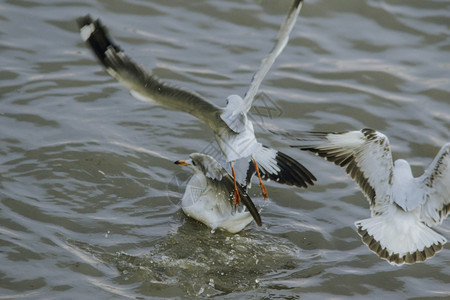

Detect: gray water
1,0,449,298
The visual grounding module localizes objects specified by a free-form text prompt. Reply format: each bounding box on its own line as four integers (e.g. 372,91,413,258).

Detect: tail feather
355,214,447,265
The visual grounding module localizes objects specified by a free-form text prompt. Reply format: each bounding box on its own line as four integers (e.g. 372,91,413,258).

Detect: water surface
1,0,449,298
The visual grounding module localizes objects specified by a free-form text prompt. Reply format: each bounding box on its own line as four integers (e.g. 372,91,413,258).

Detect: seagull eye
192,161,196,166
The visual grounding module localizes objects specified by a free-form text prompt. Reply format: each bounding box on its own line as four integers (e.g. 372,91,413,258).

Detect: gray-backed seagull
290,128,449,265
76,0,315,206
175,153,262,233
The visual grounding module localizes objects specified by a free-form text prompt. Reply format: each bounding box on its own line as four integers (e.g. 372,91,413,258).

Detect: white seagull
175,153,262,233
77,0,316,206
290,128,449,265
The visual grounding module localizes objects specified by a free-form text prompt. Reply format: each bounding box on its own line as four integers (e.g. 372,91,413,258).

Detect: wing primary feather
418,143,450,225
252,146,316,188
77,15,224,131
243,0,303,113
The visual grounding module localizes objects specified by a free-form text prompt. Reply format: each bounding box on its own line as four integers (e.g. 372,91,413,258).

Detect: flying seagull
77,0,315,205
290,128,449,265
175,153,262,233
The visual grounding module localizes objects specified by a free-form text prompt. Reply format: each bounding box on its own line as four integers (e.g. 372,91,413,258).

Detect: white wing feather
417,143,450,226
298,129,394,215
243,0,303,113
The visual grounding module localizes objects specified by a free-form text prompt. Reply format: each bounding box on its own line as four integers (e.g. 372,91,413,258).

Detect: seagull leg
230,162,241,205
253,158,269,200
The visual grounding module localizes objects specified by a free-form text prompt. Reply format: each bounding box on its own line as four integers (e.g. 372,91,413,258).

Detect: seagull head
175,153,224,180
394,159,410,169
225,94,244,109
393,159,413,178
220,95,248,132
174,158,194,168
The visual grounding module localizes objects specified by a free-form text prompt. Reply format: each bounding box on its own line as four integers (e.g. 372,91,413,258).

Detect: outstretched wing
248,145,316,188
77,15,224,130
243,0,303,113
417,143,450,226
291,129,394,215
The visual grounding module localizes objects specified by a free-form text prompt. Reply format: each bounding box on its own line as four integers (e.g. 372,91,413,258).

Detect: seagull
290,128,449,265
175,153,262,233
76,0,316,206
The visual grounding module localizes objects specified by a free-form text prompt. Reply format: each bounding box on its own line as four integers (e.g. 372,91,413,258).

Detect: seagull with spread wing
77,0,315,205
291,128,449,265
175,153,262,233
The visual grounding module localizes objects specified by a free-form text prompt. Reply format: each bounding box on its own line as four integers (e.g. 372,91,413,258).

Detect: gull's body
77,0,316,204
175,153,262,233
291,128,449,265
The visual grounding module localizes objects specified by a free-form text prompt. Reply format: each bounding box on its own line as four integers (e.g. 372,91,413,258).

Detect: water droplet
235,245,246,252
197,287,205,296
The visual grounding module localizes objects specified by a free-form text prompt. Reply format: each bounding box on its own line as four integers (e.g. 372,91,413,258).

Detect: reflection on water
0,0,449,298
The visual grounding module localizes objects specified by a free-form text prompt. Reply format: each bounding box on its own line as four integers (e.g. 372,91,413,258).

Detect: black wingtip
77,15,121,66
252,147,317,189
276,150,317,187
76,14,93,29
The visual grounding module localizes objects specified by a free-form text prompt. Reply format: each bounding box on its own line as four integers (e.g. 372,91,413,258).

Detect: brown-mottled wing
291,128,394,215
417,143,450,226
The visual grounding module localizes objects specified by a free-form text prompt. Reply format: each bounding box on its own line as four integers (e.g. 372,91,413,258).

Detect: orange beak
174,160,189,166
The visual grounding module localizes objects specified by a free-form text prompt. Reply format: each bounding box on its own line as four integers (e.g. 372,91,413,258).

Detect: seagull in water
175,153,262,233
77,0,315,205
290,128,449,265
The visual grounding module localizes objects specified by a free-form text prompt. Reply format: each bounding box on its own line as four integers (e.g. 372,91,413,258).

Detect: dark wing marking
418,143,450,226
357,226,444,265
291,128,394,214
248,146,316,188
